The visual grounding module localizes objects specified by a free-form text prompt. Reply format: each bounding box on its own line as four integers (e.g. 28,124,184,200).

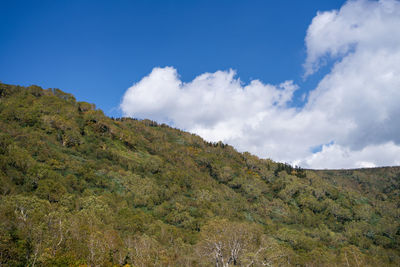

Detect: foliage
0,83,399,266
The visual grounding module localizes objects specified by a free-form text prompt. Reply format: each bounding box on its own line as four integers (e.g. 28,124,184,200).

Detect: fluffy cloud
121,67,298,141
303,142,400,169
304,0,400,76
121,0,400,169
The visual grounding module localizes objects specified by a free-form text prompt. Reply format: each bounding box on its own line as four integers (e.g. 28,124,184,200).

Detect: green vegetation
0,83,399,266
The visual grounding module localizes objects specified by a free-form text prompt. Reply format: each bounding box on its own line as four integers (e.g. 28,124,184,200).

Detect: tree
197,219,262,266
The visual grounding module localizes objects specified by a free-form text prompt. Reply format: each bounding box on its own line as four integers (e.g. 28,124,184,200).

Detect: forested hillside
0,83,399,266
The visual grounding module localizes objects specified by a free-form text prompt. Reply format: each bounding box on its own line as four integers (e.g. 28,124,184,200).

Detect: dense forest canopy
0,83,399,266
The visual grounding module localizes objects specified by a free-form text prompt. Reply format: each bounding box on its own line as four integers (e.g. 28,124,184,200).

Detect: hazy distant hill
0,83,399,266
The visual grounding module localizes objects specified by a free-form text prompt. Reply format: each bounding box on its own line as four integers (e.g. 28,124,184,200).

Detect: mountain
0,83,399,266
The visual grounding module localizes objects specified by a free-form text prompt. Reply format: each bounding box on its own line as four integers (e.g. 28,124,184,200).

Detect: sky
2,0,400,169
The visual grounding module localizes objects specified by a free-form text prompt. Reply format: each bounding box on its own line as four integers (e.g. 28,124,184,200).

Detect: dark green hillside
0,83,399,266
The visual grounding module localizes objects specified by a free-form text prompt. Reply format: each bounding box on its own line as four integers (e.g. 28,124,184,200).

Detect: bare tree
197,219,261,266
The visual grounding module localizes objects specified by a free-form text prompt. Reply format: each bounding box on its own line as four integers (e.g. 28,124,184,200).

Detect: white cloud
303,142,400,169
304,0,400,76
121,0,400,169
121,67,298,143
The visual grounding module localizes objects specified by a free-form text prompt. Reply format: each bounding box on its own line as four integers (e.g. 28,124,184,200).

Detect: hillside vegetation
0,83,399,266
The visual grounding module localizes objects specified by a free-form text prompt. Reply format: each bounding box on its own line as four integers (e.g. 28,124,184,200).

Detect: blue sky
2,0,400,169
1,0,344,115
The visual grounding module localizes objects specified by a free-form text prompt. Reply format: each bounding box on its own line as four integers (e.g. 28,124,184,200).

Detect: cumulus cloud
304,0,400,76
303,142,400,169
121,68,298,142
121,0,400,169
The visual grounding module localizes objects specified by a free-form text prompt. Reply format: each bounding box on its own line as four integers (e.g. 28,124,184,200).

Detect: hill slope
0,83,399,266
